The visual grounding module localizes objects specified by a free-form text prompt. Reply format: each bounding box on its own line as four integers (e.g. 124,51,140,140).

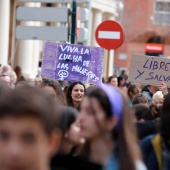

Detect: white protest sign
129,54,170,87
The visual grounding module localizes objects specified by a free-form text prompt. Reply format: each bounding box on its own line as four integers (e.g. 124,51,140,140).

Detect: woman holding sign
65,82,86,111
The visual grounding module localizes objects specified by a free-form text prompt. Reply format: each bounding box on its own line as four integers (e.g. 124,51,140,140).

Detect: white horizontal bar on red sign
145,43,163,53
98,31,120,39
146,46,162,51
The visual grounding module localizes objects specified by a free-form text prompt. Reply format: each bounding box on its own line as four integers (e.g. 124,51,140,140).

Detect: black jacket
51,154,102,170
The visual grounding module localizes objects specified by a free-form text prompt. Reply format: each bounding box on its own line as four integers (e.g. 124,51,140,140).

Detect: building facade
0,0,120,80
114,0,170,71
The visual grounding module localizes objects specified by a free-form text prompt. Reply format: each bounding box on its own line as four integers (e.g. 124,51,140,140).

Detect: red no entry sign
95,20,125,50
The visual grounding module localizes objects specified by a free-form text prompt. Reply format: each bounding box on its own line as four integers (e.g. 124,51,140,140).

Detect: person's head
0,74,12,88
14,65,22,78
6,70,17,84
14,66,21,74
59,106,81,153
65,82,86,109
127,83,141,100
132,93,148,105
114,70,119,77
131,103,160,122
0,86,62,170
1,65,12,74
40,78,65,104
117,75,125,87
78,84,141,170
160,92,170,141
86,84,97,93
121,70,125,75
121,69,128,75
121,70,129,81
107,75,118,87
152,91,163,102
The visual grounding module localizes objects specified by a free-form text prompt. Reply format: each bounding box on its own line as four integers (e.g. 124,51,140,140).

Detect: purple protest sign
41,42,104,84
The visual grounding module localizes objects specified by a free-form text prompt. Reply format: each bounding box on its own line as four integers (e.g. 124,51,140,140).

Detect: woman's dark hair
59,106,78,134
117,75,125,87
127,83,141,99
107,75,117,83
55,106,79,155
65,81,86,108
63,85,69,94
86,84,97,93
160,92,170,140
80,87,141,170
14,66,22,75
132,103,160,121
40,78,65,105
132,93,148,105
121,70,126,75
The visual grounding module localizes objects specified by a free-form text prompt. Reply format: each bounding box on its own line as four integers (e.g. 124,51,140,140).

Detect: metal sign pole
71,0,77,44
106,50,110,81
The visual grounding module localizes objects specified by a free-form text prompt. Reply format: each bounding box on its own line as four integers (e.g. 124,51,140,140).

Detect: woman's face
129,92,136,99
119,78,125,86
78,96,106,140
71,84,85,103
110,78,118,87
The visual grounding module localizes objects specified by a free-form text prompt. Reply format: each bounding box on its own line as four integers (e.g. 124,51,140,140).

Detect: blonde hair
152,91,163,101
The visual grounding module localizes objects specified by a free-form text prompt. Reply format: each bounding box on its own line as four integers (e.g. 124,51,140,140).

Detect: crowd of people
0,65,169,170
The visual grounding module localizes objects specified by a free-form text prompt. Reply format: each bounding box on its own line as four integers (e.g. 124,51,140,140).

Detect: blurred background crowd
0,63,169,170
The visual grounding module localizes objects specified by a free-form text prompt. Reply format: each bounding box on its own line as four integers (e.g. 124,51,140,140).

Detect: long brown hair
127,83,141,99
80,87,141,170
